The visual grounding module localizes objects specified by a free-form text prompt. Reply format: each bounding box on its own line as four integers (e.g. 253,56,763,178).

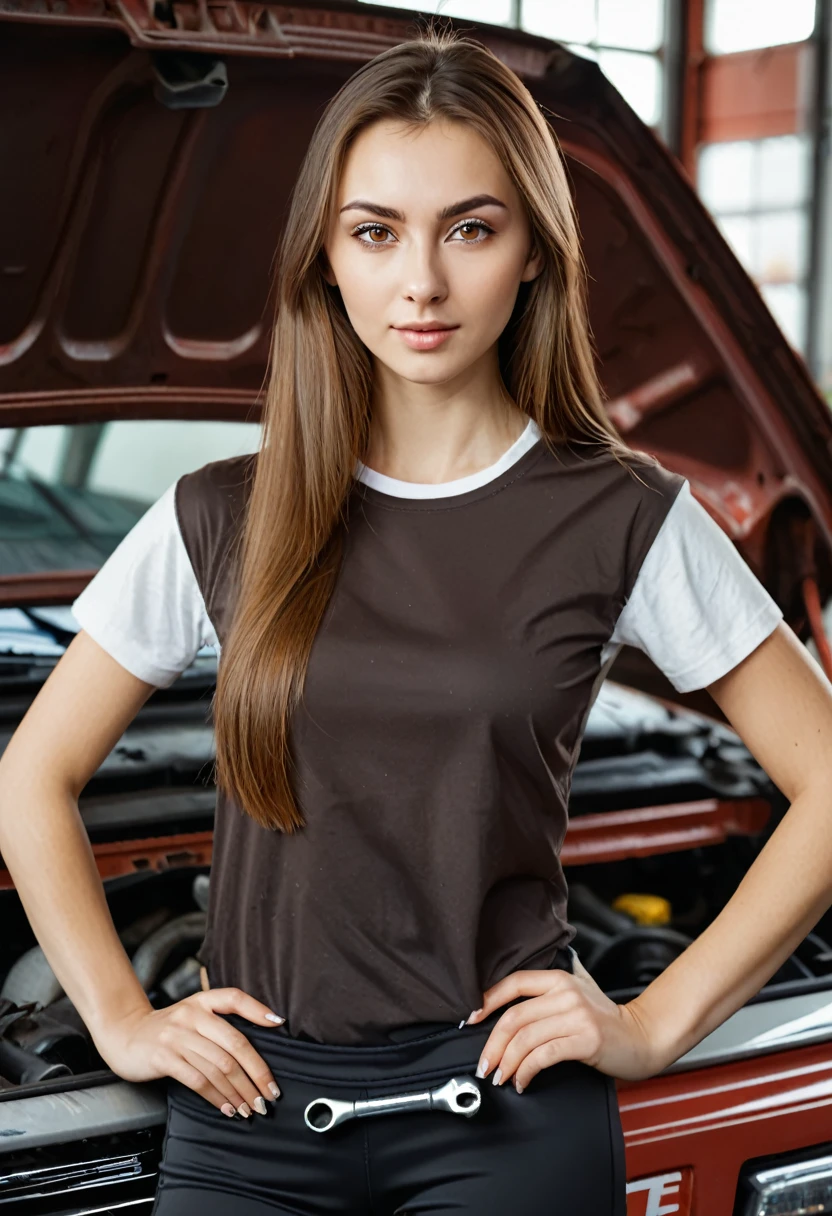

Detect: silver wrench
303,1075,481,1133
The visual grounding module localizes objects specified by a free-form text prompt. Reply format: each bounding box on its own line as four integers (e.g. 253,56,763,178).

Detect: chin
391,364,462,386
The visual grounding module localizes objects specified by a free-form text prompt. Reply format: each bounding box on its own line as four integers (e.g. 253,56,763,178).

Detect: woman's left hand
465,953,665,1092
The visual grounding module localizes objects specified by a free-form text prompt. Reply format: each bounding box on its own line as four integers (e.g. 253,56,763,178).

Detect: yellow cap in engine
612,894,671,925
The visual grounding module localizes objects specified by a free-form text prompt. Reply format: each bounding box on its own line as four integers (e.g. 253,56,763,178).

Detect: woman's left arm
631,619,832,1068
468,621,832,1089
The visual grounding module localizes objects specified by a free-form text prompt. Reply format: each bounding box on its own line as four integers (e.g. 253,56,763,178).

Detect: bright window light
716,214,754,267
356,0,514,20
598,49,662,127
705,0,815,54
757,210,808,284
521,0,596,43
597,0,663,52
698,136,811,213
757,134,811,208
565,42,599,62
760,283,807,351
698,141,755,212
698,135,812,354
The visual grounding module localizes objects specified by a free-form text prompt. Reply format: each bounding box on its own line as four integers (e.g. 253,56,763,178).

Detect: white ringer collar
355,418,542,499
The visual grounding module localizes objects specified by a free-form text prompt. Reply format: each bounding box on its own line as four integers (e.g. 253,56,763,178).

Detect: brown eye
352,223,394,249
448,219,494,245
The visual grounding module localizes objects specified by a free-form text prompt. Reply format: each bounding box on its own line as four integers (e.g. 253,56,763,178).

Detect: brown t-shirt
176,436,685,1045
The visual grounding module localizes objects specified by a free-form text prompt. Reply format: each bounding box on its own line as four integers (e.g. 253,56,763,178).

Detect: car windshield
1,419,261,660
1,419,261,577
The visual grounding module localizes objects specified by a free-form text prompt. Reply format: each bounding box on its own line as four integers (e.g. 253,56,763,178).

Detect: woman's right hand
89,987,285,1118
0,639,284,1122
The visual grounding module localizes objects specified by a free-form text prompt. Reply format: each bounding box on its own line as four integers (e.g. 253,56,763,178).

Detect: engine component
120,906,171,953
0,945,63,1007
568,883,636,935
5,1003,95,1075
569,921,613,961
192,873,210,912
612,893,672,925
586,926,694,991
160,956,203,1002
131,911,207,991
0,1036,71,1084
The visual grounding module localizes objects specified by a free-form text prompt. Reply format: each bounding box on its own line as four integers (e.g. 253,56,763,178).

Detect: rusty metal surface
560,797,771,866
0,829,213,888
0,0,555,73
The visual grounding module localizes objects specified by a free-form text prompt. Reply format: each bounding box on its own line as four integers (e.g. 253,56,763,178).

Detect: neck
364,380,527,486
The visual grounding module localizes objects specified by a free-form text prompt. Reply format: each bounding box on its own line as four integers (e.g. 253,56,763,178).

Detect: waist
216,945,575,1085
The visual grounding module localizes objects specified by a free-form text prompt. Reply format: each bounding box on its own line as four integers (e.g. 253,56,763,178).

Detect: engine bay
1,670,831,1105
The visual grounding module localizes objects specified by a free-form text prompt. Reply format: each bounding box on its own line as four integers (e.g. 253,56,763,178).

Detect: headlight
745,1152,832,1214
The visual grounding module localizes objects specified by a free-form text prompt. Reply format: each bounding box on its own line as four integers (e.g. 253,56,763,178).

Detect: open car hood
2,1,832,641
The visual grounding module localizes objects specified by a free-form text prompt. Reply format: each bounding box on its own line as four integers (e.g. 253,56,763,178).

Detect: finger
466,969,565,1025
193,1012,282,1105
473,980,577,1077
512,1024,598,1092
181,1039,266,1116
489,1010,585,1086
154,1022,253,1112
162,1051,240,1117
200,986,286,1028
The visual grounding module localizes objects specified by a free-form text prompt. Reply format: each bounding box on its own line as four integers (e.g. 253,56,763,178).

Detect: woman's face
321,117,543,389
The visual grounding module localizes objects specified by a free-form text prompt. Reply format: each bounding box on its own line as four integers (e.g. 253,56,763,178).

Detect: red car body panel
622,1041,832,1213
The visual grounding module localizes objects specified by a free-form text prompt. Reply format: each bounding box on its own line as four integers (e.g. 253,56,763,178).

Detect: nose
399,236,449,306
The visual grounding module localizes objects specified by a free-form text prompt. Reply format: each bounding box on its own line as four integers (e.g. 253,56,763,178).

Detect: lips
394,325,458,350
394,324,456,332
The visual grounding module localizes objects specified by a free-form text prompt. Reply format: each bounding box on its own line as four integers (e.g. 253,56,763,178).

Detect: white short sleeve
71,482,217,688
604,480,784,692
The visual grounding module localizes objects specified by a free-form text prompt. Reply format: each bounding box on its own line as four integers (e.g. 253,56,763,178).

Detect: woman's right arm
0,628,282,1117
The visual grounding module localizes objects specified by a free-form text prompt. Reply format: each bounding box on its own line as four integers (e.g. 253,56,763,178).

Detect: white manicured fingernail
515,1079,524,1094
458,1019,466,1029
492,1068,502,1086
221,1102,236,1117
253,1096,267,1116
466,1008,483,1024
268,1081,281,1099
237,1102,251,1117
476,1057,489,1079
265,1013,285,1024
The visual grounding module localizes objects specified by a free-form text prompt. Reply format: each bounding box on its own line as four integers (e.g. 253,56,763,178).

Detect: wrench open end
430,1076,482,1117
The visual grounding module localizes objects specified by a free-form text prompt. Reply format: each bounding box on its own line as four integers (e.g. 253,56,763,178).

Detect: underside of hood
2,1,832,637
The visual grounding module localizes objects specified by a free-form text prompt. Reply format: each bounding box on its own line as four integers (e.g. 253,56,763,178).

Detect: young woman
3,24,832,1216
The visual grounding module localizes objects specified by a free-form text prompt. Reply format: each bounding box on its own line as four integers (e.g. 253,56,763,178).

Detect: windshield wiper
20,608,77,647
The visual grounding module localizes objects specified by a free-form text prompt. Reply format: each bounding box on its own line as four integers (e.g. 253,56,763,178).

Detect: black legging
151,954,626,1215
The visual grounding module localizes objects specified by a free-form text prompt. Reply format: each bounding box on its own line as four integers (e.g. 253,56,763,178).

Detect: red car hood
2,1,831,661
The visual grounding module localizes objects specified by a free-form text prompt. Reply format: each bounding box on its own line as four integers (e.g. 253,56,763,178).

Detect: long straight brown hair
213,22,644,833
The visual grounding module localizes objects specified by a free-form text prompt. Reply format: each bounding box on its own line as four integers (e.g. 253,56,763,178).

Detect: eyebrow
338,193,509,221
